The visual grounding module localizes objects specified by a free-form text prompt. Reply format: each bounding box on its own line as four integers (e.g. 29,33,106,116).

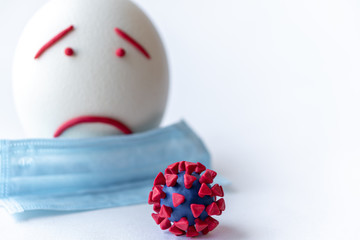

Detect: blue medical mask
0,121,213,214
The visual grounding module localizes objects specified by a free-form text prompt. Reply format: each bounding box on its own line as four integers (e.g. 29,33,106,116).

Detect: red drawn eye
64,47,74,56
116,48,126,58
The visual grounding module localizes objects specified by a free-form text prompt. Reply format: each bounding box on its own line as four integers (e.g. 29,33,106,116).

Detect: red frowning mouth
53,116,133,138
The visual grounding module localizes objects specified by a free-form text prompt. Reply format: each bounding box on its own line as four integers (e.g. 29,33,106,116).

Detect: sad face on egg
12,0,169,138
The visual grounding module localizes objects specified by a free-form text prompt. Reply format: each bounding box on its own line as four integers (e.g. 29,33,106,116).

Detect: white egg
12,0,169,138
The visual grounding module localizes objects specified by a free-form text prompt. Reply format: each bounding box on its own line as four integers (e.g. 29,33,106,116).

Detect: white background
1,0,360,239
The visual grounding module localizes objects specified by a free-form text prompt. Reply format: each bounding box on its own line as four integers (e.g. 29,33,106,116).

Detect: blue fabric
0,121,211,214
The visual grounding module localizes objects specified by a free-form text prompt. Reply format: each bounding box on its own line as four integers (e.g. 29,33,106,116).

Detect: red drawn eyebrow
34,25,74,59
114,27,151,59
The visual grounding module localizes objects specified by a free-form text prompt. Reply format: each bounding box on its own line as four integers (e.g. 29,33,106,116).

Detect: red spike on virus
165,174,178,187
185,162,197,174
205,216,219,231
154,172,166,185
207,169,217,179
179,161,186,172
148,161,225,237
206,202,221,216
211,184,224,197
172,193,185,207
153,203,161,213
191,204,205,218
199,175,211,184
148,191,155,204
220,185,224,197
195,162,206,174
198,183,212,198
169,225,185,236
160,218,171,230
168,162,179,174
159,205,172,218
165,168,172,174
217,198,226,211
195,218,208,232
186,226,200,237
202,227,210,235
152,213,164,225
174,217,189,231
199,169,217,184
184,174,197,189
152,185,165,202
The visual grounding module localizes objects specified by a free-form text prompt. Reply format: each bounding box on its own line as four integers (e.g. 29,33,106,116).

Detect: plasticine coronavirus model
148,161,225,237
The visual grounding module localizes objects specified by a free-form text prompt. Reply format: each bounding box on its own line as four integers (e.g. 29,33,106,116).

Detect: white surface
1,0,360,239
13,0,169,138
